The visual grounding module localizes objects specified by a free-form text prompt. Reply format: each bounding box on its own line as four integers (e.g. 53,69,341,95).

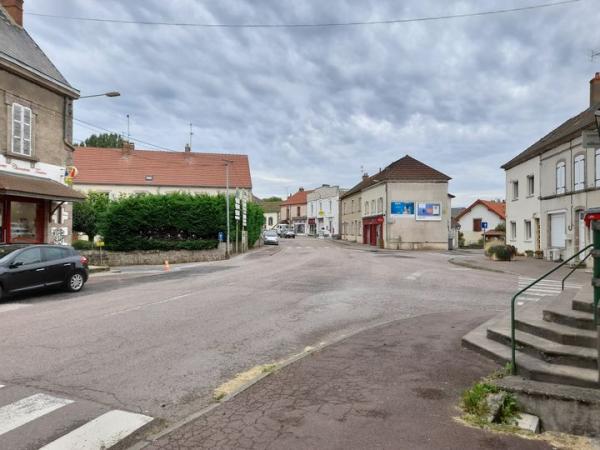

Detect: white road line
40,410,153,450
0,394,73,436
0,385,4,389
0,303,32,314
406,271,423,281
108,292,194,317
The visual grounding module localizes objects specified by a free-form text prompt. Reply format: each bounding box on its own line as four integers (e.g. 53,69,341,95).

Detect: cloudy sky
25,0,600,205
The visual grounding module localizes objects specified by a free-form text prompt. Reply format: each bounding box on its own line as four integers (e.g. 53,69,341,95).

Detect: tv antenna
189,123,194,150
591,49,600,61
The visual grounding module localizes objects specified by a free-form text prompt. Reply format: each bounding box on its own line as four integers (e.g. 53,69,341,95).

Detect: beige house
280,188,311,235
340,176,368,242
455,200,506,246
502,73,600,261
0,1,85,245
73,143,252,199
341,155,452,250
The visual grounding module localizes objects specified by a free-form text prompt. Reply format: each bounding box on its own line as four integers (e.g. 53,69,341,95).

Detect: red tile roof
73,147,252,189
281,189,312,206
455,199,506,221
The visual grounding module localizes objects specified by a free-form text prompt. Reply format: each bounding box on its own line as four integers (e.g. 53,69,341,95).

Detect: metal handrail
511,244,594,375
562,251,594,291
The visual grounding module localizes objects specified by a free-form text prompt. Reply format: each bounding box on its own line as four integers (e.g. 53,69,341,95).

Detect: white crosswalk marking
0,394,73,436
516,277,582,302
40,410,153,450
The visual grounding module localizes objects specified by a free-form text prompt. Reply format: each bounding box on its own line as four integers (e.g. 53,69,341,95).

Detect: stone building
307,185,346,237
0,0,84,245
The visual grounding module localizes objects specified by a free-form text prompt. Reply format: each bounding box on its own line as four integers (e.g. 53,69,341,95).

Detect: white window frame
595,148,600,187
556,161,566,194
512,181,519,200
510,221,517,240
11,103,33,156
527,175,534,196
524,220,532,241
574,154,585,191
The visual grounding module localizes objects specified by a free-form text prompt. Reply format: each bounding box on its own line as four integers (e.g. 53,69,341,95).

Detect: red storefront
0,173,85,244
363,215,384,247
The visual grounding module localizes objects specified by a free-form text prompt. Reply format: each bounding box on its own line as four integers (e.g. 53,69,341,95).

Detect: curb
127,313,421,449
448,257,519,276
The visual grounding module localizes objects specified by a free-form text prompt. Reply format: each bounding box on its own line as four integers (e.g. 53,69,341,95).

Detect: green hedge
486,245,517,261
99,192,263,252
72,239,94,250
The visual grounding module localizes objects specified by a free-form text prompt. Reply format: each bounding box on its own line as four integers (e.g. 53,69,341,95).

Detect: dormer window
11,103,32,156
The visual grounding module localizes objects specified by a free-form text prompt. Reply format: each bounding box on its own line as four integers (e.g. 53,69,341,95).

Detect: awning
363,215,384,226
0,172,86,202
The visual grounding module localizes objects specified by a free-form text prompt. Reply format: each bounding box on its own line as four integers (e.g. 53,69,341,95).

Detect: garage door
550,213,566,248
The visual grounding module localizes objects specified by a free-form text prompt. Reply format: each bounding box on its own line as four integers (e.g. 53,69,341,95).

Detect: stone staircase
463,286,599,389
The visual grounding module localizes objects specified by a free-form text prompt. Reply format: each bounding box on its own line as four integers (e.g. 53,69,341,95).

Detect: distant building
340,155,452,250
280,188,312,235
73,143,253,199
502,73,600,261
307,185,346,237
0,1,85,245
455,200,506,245
258,199,281,229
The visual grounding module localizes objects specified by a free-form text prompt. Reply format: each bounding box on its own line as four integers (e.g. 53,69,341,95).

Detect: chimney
184,144,191,153
362,173,369,181
591,72,600,106
122,140,135,156
299,187,304,192
1,0,23,26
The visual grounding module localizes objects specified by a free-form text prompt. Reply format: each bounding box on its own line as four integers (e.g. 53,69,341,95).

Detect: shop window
556,161,566,194
10,201,40,243
12,103,33,156
574,155,585,191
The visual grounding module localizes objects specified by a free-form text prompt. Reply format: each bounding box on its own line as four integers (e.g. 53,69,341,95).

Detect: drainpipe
585,209,600,383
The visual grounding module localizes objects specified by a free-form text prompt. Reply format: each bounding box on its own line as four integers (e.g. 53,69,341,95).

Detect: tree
73,192,110,240
262,196,283,202
80,133,124,148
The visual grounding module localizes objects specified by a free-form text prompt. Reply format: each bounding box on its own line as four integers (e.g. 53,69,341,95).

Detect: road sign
481,222,489,230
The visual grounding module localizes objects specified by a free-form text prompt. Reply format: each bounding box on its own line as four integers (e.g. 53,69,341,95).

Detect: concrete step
487,325,597,370
543,302,595,331
463,320,599,389
571,284,599,314
515,316,597,349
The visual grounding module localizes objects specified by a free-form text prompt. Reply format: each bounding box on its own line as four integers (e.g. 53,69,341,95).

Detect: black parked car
0,245,89,300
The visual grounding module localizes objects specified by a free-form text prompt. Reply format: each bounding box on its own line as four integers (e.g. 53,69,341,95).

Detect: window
296,206,301,217
556,161,566,194
358,198,361,212
377,198,383,214
550,213,566,248
11,103,33,156
525,220,532,241
268,217,273,226
13,248,42,266
329,200,332,212
310,203,314,216
512,181,519,200
365,202,369,215
510,221,517,240
358,220,362,235
473,218,482,232
351,200,354,213
596,149,600,187
371,200,375,214
574,155,585,191
527,175,535,196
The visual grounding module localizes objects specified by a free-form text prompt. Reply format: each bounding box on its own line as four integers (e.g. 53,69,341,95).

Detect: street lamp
78,91,121,99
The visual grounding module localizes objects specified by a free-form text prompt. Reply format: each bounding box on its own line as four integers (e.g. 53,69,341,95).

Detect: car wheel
66,272,85,292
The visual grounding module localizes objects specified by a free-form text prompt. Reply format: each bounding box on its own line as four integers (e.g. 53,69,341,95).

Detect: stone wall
81,246,227,267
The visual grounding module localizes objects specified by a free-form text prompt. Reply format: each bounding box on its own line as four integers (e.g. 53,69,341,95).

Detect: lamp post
223,160,233,258
78,91,121,99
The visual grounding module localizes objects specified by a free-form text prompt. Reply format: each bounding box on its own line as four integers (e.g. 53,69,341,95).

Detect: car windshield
265,231,277,237
0,245,27,264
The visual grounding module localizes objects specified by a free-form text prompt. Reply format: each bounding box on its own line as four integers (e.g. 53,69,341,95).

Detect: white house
307,185,345,237
455,200,506,245
502,73,600,261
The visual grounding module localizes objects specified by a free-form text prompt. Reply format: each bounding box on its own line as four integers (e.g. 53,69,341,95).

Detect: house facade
258,199,280,229
307,185,345,237
280,188,311,235
502,73,600,261
455,200,506,245
73,144,252,199
0,1,85,245
341,155,452,250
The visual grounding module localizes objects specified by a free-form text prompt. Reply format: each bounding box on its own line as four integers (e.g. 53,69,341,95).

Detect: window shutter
23,107,32,155
596,150,600,187
12,104,22,154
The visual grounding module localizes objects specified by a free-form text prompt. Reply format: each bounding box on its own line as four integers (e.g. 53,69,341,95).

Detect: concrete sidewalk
144,311,554,450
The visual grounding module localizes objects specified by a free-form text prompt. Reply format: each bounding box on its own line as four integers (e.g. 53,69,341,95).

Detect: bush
73,192,110,240
99,192,263,252
72,239,94,250
486,245,516,261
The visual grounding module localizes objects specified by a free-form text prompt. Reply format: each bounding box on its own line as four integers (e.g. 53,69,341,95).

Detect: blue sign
390,201,415,217
481,222,489,230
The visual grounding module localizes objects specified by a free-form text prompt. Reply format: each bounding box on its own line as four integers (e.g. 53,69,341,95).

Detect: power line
27,0,582,29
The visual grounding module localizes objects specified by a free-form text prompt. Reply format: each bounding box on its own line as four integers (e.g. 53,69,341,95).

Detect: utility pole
224,160,233,258
189,123,194,150
126,114,131,141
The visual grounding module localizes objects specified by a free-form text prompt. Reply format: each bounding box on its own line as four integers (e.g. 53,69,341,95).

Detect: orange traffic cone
164,260,170,272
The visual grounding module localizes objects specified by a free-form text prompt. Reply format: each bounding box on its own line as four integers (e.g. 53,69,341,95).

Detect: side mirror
9,261,24,269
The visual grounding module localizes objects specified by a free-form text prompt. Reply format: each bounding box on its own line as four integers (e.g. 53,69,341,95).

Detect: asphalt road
0,238,558,449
